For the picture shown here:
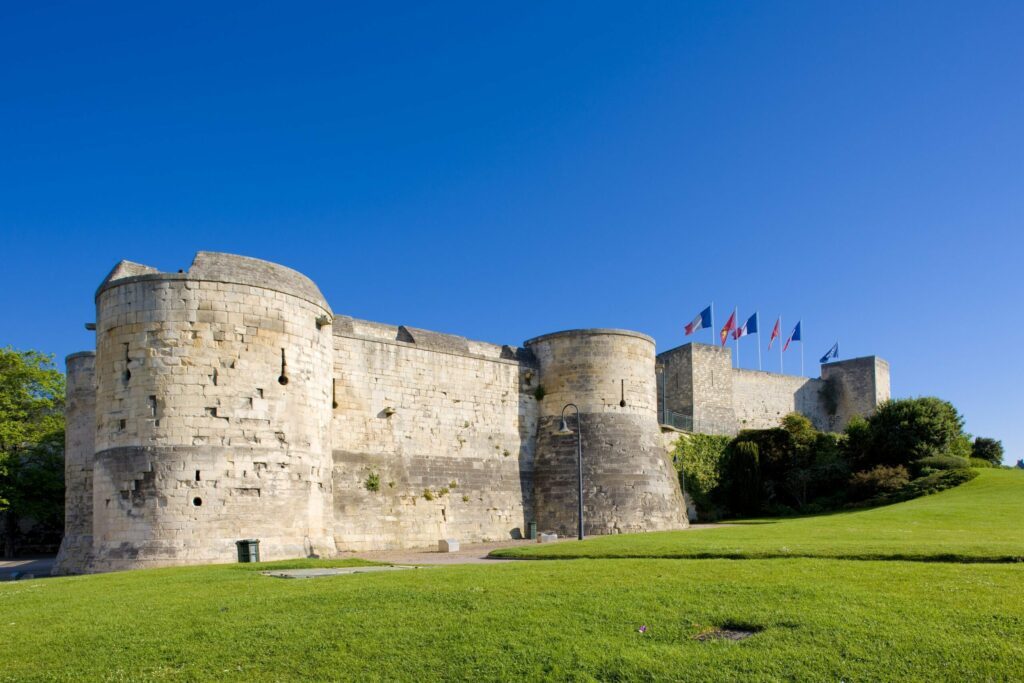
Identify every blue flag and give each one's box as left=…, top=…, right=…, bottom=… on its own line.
left=820, top=342, right=839, bottom=364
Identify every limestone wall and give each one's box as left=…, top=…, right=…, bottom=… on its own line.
left=89, top=254, right=336, bottom=570
left=53, top=352, right=96, bottom=574
left=527, top=329, right=687, bottom=536
left=821, top=356, right=890, bottom=430
left=658, top=343, right=737, bottom=435
left=330, top=317, right=537, bottom=550
left=731, top=369, right=828, bottom=431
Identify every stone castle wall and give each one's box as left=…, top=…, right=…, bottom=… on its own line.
left=89, top=253, right=336, bottom=570
left=53, top=352, right=96, bottom=574
left=527, top=330, right=687, bottom=536
left=329, top=317, right=538, bottom=550
left=58, top=252, right=889, bottom=573
left=658, top=343, right=889, bottom=435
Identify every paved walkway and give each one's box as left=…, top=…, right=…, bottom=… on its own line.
left=346, top=524, right=725, bottom=566
left=348, top=538, right=555, bottom=565
left=0, top=557, right=55, bottom=580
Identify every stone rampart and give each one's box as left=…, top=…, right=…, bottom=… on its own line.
left=527, top=330, right=688, bottom=536
left=330, top=317, right=538, bottom=550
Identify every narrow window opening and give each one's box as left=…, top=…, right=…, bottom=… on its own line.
left=195, top=470, right=201, bottom=482
left=122, top=343, right=131, bottom=382
left=148, top=395, right=157, bottom=416
left=256, top=388, right=264, bottom=399
left=118, top=419, right=126, bottom=432
left=332, top=379, right=338, bottom=409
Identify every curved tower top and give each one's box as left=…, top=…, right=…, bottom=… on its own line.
left=96, top=251, right=331, bottom=313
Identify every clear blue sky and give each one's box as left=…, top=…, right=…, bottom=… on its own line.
left=1, top=2, right=1021, bottom=463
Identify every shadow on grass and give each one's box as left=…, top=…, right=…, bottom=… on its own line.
left=490, top=551, right=1024, bottom=564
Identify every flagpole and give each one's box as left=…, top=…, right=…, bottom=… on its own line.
left=800, top=322, right=805, bottom=376
left=756, top=311, right=762, bottom=371
left=710, top=302, right=715, bottom=348
left=780, top=316, right=784, bottom=374
left=734, top=307, right=739, bottom=368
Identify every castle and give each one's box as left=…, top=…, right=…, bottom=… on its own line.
left=54, top=252, right=889, bottom=573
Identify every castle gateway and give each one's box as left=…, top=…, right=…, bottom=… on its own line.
left=55, top=253, right=888, bottom=573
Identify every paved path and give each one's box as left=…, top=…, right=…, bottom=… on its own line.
left=0, top=557, right=55, bottom=580
left=347, top=524, right=726, bottom=566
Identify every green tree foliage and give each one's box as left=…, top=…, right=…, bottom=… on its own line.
left=972, top=437, right=1005, bottom=466
left=671, top=433, right=730, bottom=515
left=0, top=348, right=66, bottom=557
left=725, top=440, right=761, bottom=515
left=847, top=397, right=966, bottom=469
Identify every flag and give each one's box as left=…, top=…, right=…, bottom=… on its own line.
left=767, top=317, right=781, bottom=350
left=684, top=305, right=712, bottom=336
left=783, top=321, right=801, bottom=352
left=720, top=309, right=736, bottom=346
left=733, top=312, right=758, bottom=340
left=820, top=342, right=839, bottom=364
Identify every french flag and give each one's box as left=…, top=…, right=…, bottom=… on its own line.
left=684, top=305, right=712, bottom=336
left=733, top=312, right=758, bottom=340
left=783, top=321, right=802, bottom=352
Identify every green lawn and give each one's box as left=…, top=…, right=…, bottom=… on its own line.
left=492, top=469, right=1024, bottom=562
left=1, top=558, right=1023, bottom=681
left=1, top=469, right=1022, bottom=681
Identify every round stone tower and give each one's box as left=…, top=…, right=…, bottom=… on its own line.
left=53, top=352, right=96, bottom=574
left=525, top=329, right=687, bottom=536
left=90, top=252, right=336, bottom=570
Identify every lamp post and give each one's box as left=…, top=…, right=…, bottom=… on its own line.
left=555, top=403, right=584, bottom=541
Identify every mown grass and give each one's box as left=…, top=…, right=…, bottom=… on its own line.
left=2, top=557, right=1023, bottom=681
left=492, top=469, right=1024, bottom=562
left=2, top=470, right=1023, bottom=680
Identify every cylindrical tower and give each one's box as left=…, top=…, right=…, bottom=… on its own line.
left=90, top=252, right=336, bottom=570
left=525, top=329, right=687, bottom=536
left=53, top=352, right=96, bottom=574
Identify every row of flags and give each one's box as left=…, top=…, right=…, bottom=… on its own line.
left=684, top=304, right=840, bottom=373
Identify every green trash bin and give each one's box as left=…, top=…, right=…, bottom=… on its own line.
left=236, top=539, right=260, bottom=563
left=528, top=522, right=537, bottom=541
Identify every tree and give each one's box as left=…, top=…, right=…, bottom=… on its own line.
left=850, top=397, right=965, bottom=469
left=725, top=441, right=761, bottom=516
left=0, top=348, right=65, bottom=558
left=972, top=437, right=1005, bottom=466
left=671, top=433, right=731, bottom=516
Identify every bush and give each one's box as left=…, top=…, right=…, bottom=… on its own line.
left=672, top=434, right=730, bottom=516
left=849, top=465, right=910, bottom=500
left=848, top=397, right=966, bottom=469
left=969, top=458, right=995, bottom=468
left=972, top=437, right=1005, bottom=466
left=866, top=468, right=977, bottom=506
left=912, top=455, right=969, bottom=475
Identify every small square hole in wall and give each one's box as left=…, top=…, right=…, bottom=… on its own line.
left=118, top=419, right=126, bottom=431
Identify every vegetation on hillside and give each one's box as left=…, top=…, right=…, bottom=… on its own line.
left=671, top=397, right=1000, bottom=519
left=0, top=348, right=66, bottom=557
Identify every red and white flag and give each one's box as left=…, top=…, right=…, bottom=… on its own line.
left=767, top=317, right=781, bottom=350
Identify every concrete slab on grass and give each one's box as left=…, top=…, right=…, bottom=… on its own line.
left=262, top=566, right=416, bottom=579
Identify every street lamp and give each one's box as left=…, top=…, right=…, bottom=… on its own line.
left=555, top=403, right=584, bottom=541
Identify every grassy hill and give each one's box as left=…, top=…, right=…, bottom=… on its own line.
left=492, top=469, right=1024, bottom=562
left=0, top=470, right=1022, bottom=681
